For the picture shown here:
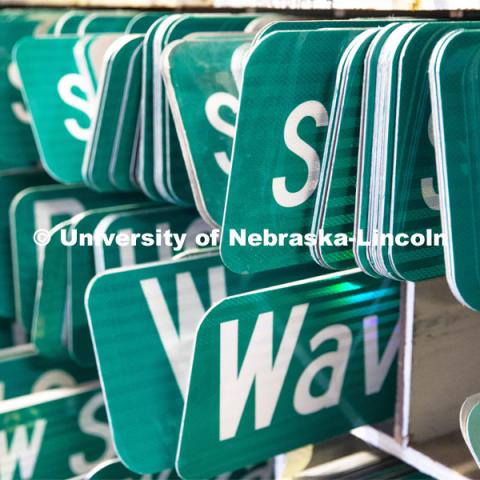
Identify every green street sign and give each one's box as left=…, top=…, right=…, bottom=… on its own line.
left=14, top=36, right=94, bottom=183
left=0, top=169, right=52, bottom=321
left=152, top=14, right=257, bottom=206
left=0, top=383, right=113, bottom=479
left=221, top=28, right=366, bottom=273
left=10, top=183, right=144, bottom=333
left=177, top=270, right=401, bottom=478
left=0, top=13, right=56, bottom=170
left=0, top=344, right=96, bottom=400
left=163, top=34, right=252, bottom=226
left=429, top=29, right=480, bottom=310
left=86, top=252, right=318, bottom=473
left=93, top=206, right=209, bottom=272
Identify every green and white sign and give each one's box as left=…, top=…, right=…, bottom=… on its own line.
left=429, top=29, right=480, bottom=310
left=86, top=252, right=318, bottom=473
left=10, top=183, right=144, bottom=332
left=177, top=270, right=400, bottom=478
left=221, top=28, right=366, bottom=273
left=163, top=34, right=252, bottom=226
left=152, top=14, right=256, bottom=206
left=0, top=383, right=113, bottom=480
left=15, top=36, right=95, bottom=183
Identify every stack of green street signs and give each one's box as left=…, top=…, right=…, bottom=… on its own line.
left=2, top=7, right=480, bottom=479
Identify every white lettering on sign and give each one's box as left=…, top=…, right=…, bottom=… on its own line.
left=69, top=392, right=113, bottom=474
left=421, top=115, right=440, bottom=211
left=34, top=198, right=84, bottom=268
left=219, top=304, right=307, bottom=441
left=272, top=100, right=328, bottom=208
left=0, top=419, right=46, bottom=480
left=7, top=62, right=31, bottom=124
left=141, top=266, right=227, bottom=398
left=57, top=73, right=94, bottom=142
left=293, top=324, right=351, bottom=415
left=205, top=92, right=239, bottom=175
left=219, top=307, right=400, bottom=441
left=363, top=315, right=400, bottom=395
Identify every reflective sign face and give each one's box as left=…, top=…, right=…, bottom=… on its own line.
left=15, top=37, right=94, bottom=183
left=221, top=28, right=366, bottom=274
left=86, top=252, right=317, bottom=473
left=429, top=29, right=480, bottom=311
left=177, top=270, right=401, bottom=478
left=154, top=14, right=257, bottom=206
left=163, top=34, right=251, bottom=227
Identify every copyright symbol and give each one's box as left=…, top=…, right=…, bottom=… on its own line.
left=33, top=229, right=51, bottom=246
